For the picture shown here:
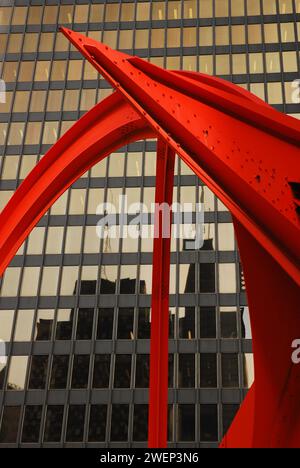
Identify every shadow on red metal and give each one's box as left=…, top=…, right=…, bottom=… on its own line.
left=0, top=28, right=300, bottom=448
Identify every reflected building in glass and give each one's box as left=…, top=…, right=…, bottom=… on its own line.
left=0, top=0, right=299, bottom=448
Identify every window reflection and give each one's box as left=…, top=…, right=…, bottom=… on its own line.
left=66, top=405, right=85, bottom=442
left=93, top=355, right=110, bottom=388
left=71, top=355, right=90, bottom=389
left=114, top=355, right=131, bottom=388
left=7, top=356, right=28, bottom=390
left=135, top=354, right=149, bottom=388
left=222, top=354, right=239, bottom=388
left=88, top=405, right=107, bottom=442
left=44, top=406, right=64, bottom=443
left=220, top=307, right=237, bottom=338
left=76, top=309, right=94, bottom=340
left=28, top=355, right=48, bottom=390
left=200, top=354, right=217, bottom=388
left=97, top=308, right=114, bottom=340
left=0, top=406, right=21, bottom=443
left=0, top=310, right=14, bottom=342
left=133, top=405, right=148, bottom=441
left=178, top=354, right=195, bottom=388
left=200, top=405, right=218, bottom=441
left=22, top=406, right=42, bottom=443
left=177, top=405, right=195, bottom=441
left=50, top=355, right=69, bottom=389
left=200, top=307, right=216, bottom=338
left=117, top=308, right=134, bottom=340
left=110, top=405, right=129, bottom=441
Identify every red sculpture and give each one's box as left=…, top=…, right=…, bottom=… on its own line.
left=0, top=28, right=300, bottom=448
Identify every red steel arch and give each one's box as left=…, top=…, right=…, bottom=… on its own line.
left=1, top=29, right=300, bottom=448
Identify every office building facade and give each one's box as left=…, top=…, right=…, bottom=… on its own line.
left=0, top=0, right=299, bottom=448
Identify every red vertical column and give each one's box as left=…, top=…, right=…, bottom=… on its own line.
left=148, top=139, right=175, bottom=448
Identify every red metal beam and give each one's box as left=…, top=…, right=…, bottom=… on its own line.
left=149, top=140, right=175, bottom=448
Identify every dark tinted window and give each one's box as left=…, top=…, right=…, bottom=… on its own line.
left=66, top=405, right=85, bottom=442
left=50, top=355, right=69, bottom=389
left=110, top=405, right=129, bottom=442
left=93, top=355, right=110, bottom=388
left=22, top=406, right=42, bottom=443
left=44, top=406, right=64, bottom=443
left=88, top=405, right=107, bottom=442
left=28, top=355, right=48, bottom=389
left=71, top=355, right=90, bottom=389
left=0, top=406, right=20, bottom=443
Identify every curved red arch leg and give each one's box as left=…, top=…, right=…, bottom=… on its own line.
left=0, top=91, right=154, bottom=277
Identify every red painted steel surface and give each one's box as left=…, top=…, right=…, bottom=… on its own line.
left=149, top=140, right=175, bottom=448
left=0, top=28, right=300, bottom=447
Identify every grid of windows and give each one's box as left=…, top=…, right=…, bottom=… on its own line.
left=0, top=0, right=299, bottom=448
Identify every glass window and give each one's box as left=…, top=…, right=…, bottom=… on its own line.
left=265, top=52, right=281, bottom=73
left=117, top=308, right=134, bottom=340
left=179, top=307, right=195, bottom=339
left=88, top=405, right=107, bottom=442
left=200, top=0, right=213, bottom=17
left=26, top=227, right=45, bottom=255
left=51, top=61, right=67, bottom=81
left=114, top=354, right=131, bottom=388
left=222, top=354, right=239, bottom=387
left=264, top=23, right=279, bottom=43
left=283, top=51, right=298, bottom=72
left=93, top=355, right=110, bottom=388
left=23, top=33, right=39, bottom=53
left=58, top=5, right=74, bottom=24
left=232, top=54, right=247, bottom=74
left=281, top=23, right=295, bottom=42
left=244, top=353, right=255, bottom=388
left=43, top=6, right=58, bottom=25
left=11, top=7, right=27, bottom=25
left=110, top=405, right=129, bottom=441
left=249, top=53, right=264, bottom=74
left=223, top=404, right=239, bottom=436
left=133, top=405, right=148, bottom=441
left=183, top=27, right=196, bottom=47
left=7, top=34, right=23, bottom=54
left=216, top=26, right=229, bottom=45
left=135, top=30, right=149, bottom=49
left=42, top=122, right=59, bottom=145
left=177, top=405, right=195, bottom=441
left=179, top=354, right=195, bottom=388
left=201, top=354, right=217, bottom=388
left=20, top=267, right=40, bottom=297
left=231, top=0, right=245, bottom=16
left=119, top=30, right=133, bottom=50
left=50, top=190, right=68, bottom=215
left=28, top=355, right=49, bottom=389
left=218, top=223, right=235, bottom=251
left=90, top=5, right=105, bottom=23
left=280, top=0, right=294, bottom=13
left=44, top=406, right=64, bottom=443
left=25, top=122, right=42, bottom=145
left=19, top=155, right=38, bottom=179
left=267, top=82, right=283, bottom=104
left=135, top=354, right=149, bottom=388
left=71, top=355, right=90, bottom=389
left=66, top=405, right=85, bottom=442
left=121, top=3, right=135, bottom=21
left=0, top=310, right=14, bottom=342
left=152, top=2, right=166, bottom=20
left=69, top=188, right=86, bottom=214
left=45, top=227, right=64, bottom=254
left=151, top=28, right=165, bottom=48
left=220, top=307, right=237, bottom=338
left=35, top=310, right=54, bottom=341
left=200, top=405, right=218, bottom=441
left=14, top=310, right=35, bottom=342
left=30, top=90, right=47, bottom=112
left=76, top=309, right=94, bottom=340
left=137, top=2, right=150, bottom=21
left=232, top=25, right=246, bottom=45
left=1, top=156, right=18, bottom=180
left=2, top=62, right=18, bottom=82
left=167, top=28, right=180, bottom=48
left=216, top=55, right=230, bottom=75
left=219, top=263, right=236, bottom=293
left=7, top=122, right=25, bottom=145
left=22, top=406, right=42, bottom=443
left=65, top=226, right=83, bottom=254
left=97, top=308, right=114, bottom=340
left=168, top=1, right=181, bottom=20
left=247, top=0, right=261, bottom=15
left=184, top=0, right=197, bottom=18
left=50, top=356, right=69, bottom=389
left=263, top=0, right=277, bottom=14
left=247, top=24, right=262, bottom=44
left=63, top=89, right=80, bottom=111
left=199, top=26, right=213, bottom=46
left=7, top=356, right=28, bottom=390
left=200, top=307, right=216, bottom=338
left=215, top=0, right=229, bottom=17
left=199, top=55, right=213, bottom=75
left=55, top=309, right=73, bottom=341
left=0, top=406, right=21, bottom=443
